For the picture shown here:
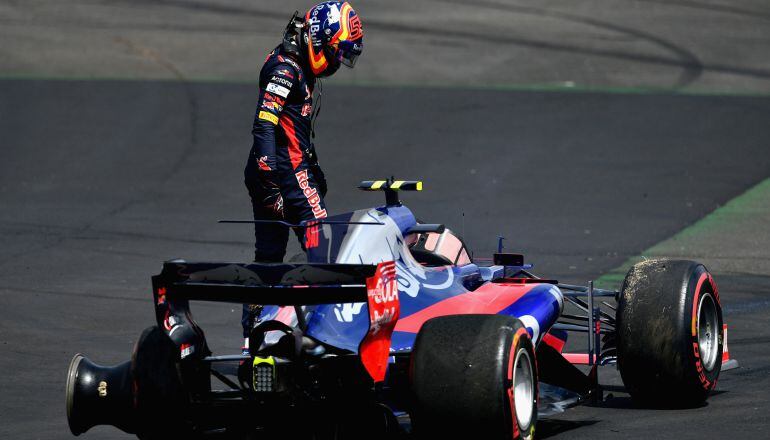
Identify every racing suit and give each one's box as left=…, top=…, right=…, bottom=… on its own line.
left=242, top=47, right=328, bottom=338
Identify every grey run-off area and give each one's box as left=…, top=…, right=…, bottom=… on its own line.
left=3, top=0, right=770, bottom=92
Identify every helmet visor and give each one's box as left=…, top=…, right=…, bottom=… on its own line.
left=336, top=40, right=362, bottom=68
left=338, top=50, right=359, bottom=68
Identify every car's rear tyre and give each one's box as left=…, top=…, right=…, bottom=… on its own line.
left=617, top=259, right=723, bottom=407
left=410, top=314, right=537, bottom=440
left=131, top=326, right=194, bottom=439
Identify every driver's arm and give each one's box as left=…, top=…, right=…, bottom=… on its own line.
left=251, top=64, right=296, bottom=171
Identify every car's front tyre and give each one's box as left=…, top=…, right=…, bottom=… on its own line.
left=617, top=259, right=723, bottom=407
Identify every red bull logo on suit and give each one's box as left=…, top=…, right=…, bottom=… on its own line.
left=295, top=169, right=327, bottom=219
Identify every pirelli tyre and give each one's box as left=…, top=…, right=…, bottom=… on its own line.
left=410, top=314, right=537, bottom=440
left=617, top=259, right=723, bottom=407
left=132, top=326, right=194, bottom=439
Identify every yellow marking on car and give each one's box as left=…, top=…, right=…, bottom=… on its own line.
left=252, top=356, right=276, bottom=392
left=358, top=180, right=423, bottom=191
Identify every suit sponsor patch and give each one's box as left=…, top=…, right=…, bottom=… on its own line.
left=276, top=69, right=294, bottom=79
left=257, top=155, right=272, bottom=171
left=266, top=82, right=290, bottom=98
left=258, top=110, right=279, bottom=125
left=263, top=92, right=285, bottom=105
left=261, top=100, right=283, bottom=112
left=270, top=76, right=293, bottom=88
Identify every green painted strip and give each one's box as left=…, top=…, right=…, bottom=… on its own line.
left=1, top=72, right=770, bottom=98
left=594, top=178, right=770, bottom=289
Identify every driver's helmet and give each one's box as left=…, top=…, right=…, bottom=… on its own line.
left=305, top=1, right=363, bottom=77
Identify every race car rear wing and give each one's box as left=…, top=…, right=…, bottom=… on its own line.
left=152, top=261, right=377, bottom=305
left=151, top=260, right=399, bottom=382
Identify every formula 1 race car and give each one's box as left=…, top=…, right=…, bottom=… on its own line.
left=66, top=180, right=737, bottom=439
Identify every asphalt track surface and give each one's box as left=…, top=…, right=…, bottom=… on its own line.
left=2, top=78, right=770, bottom=438
left=4, top=0, right=770, bottom=92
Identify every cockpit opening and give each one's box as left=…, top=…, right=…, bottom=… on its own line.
left=407, top=228, right=471, bottom=267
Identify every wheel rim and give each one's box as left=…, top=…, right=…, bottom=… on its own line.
left=697, top=292, right=719, bottom=371
left=513, top=348, right=534, bottom=429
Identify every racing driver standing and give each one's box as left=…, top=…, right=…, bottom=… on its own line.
left=241, top=2, right=364, bottom=351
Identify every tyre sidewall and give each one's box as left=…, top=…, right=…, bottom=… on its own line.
left=682, top=265, right=723, bottom=398
left=506, top=327, right=538, bottom=440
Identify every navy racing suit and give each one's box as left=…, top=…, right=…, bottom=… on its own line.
left=242, top=47, right=328, bottom=338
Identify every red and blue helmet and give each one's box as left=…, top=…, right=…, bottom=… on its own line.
left=305, top=1, right=363, bottom=77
